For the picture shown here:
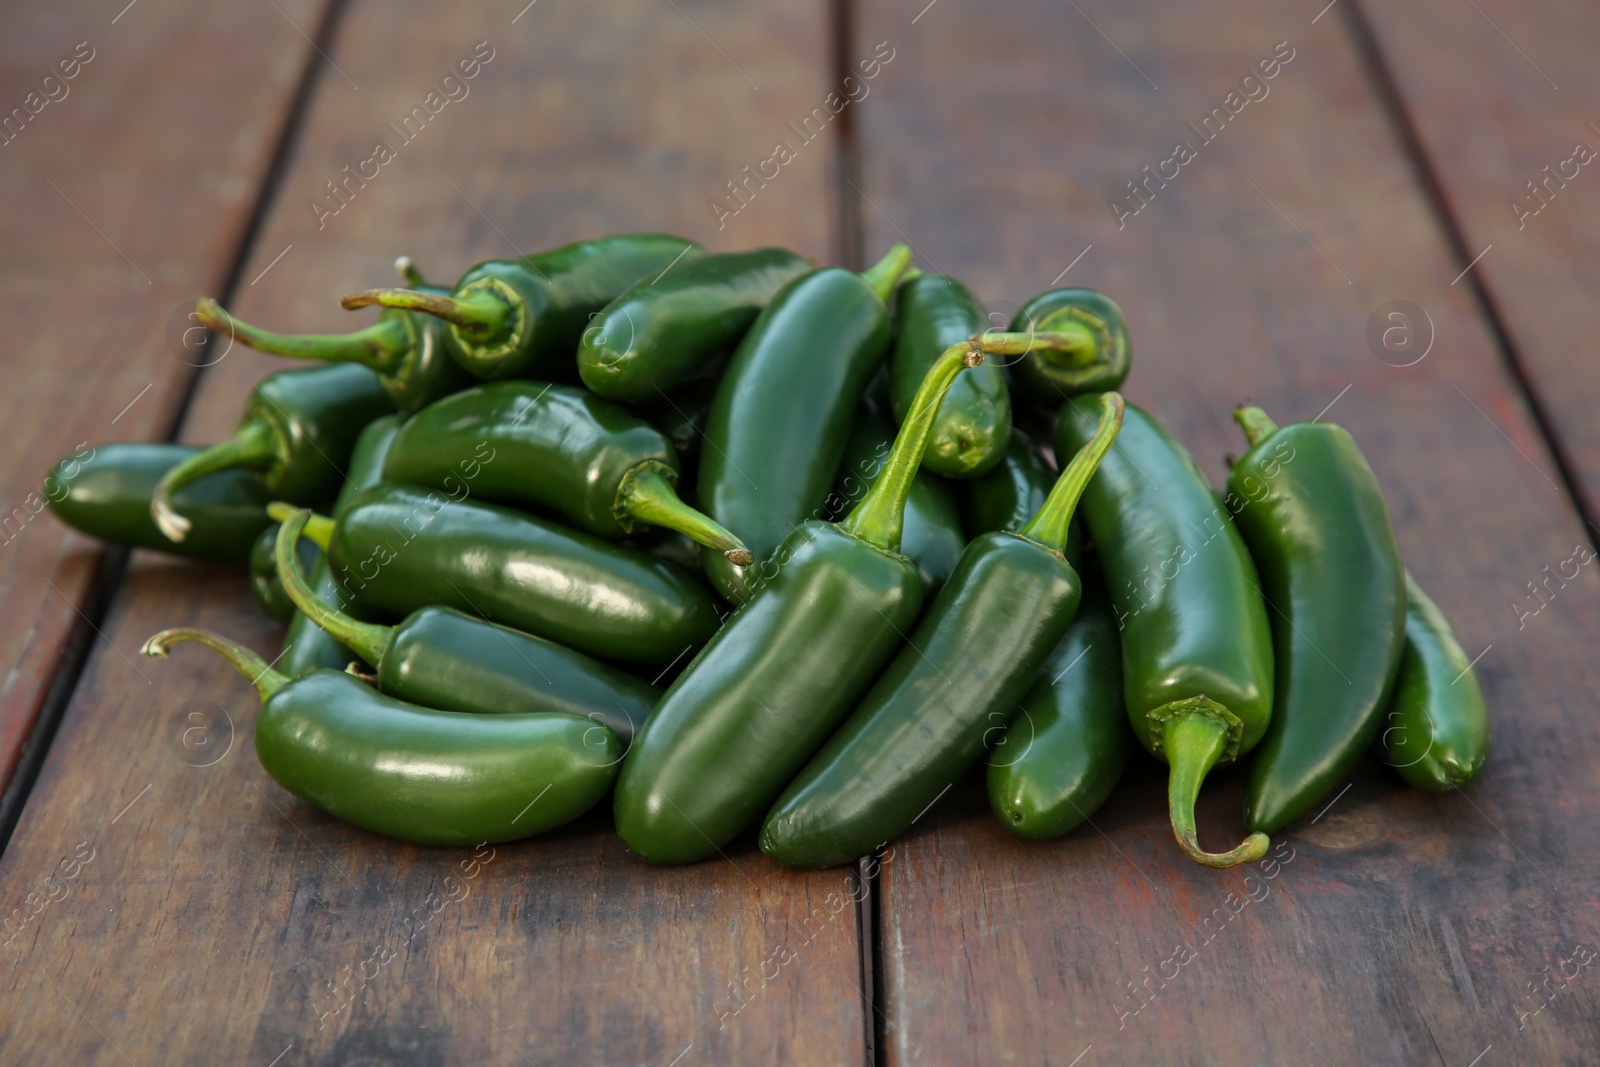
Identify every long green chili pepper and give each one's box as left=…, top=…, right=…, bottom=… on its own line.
left=890, top=274, right=1012, bottom=478
left=194, top=259, right=473, bottom=416
left=1008, top=289, right=1131, bottom=402
left=341, top=234, right=703, bottom=380
left=275, top=509, right=655, bottom=747
left=988, top=566, right=1132, bottom=839
left=577, top=247, right=811, bottom=402
left=1377, top=572, right=1491, bottom=790
left=321, top=483, right=719, bottom=666
left=1228, top=406, right=1406, bottom=831
left=380, top=381, right=751, bottom=563
left=150, top=364, right=393, bottom=543
left=1056, top=395, right=1273, bottom=868
left=45, top=443, right=272, bottom=563
left=141, top=629, right=620, bottom=845
left=760, top=394, right=1122, bottom=869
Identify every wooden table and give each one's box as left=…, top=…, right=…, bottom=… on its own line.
left=2, top=1, right=1597, bottom=1063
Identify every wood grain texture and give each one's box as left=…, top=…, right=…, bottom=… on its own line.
left=0, top=0, right=332, bottom=793
left=858, top=1, right=1600, bottom=1064
left=0, top=1, right=870, bottom=1064
left=1353, top=0, right=1600, bottom=525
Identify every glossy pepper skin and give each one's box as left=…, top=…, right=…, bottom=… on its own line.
left=1228, top=407, right=1406, bottom=832
left=248, top=524, right=319, bottom=623
left=381, top=382, right=750, bottom=563
left=577, top=247, right=811, bottom=402
left=151, top=363, right=394, bottom=544
left=616, top=336, right=1003, bottom=865
left=194, top=259, right=473, bottom=416
left=890, top=275, right=1012, bottom=478
left=1378, top=572, right=1491, bottom=790
left=988, top=568, right=1132, bottom=839
left=696, top=245, right=913, bottom=603
left=326, top=483, right=718, bottom=666
left=142, top=629, right=620, bottom=845
left=1056, top=395, right=1273, bottom=868
left=342, top=234, right=703, bottom=380
left=1008, top=289, right=1130, bottom=403
left=760, top=395, right=1122, bottom=869
left=45, top=443, right=271, bottom=563
left=279, top=414, right=401, bottom=677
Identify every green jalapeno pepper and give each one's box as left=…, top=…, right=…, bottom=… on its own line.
left=1377, top=572, right=1491, bottom=790
left=45, top=443, right=272, bottom=563
left=274, top=509, right=656, bottom=746
left=1227, top=407, right=1406, bottom=832
left=1056, top=395, right=1273, bottom=868
left=380, top=381, right=751, bottom=564
left=323, top=483, right=718, bottom=666
left=639, top=376, right=718, bottom=496
left=150, top=364, right=394, bottom=544
left=987, top=565, right=1132, bottom=839
left=957, top=428, right=1084, bottom=564
left=760, top=394, right=1122, bottom=869
left=193, top=259, right=474, bottom=416
left=890, top=274, right=1012, bottom=478
left=577, top=247, right=811, bottom=402
left=694, top=245, right=913, bottom=603
left=342, top=234, right=703, bottom=380
left=141, top=628, right=620, bottom=845
left=1008, top=289, right=1131, bottom=403
left=248, top=523, right=320, bottom=623
left=279, top=414, right=402, bottom=677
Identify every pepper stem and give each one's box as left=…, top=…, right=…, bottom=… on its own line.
left=1018, top=392, right=1124, bottom=552
left=859, top=244, right=914, bottom=303
left=194, top=298, right=410, bottom=375
left=340, top=287, right=508, bottom=337
left=140, top=628, right=289, bottom=702
left=615, top=462, right=754, bottom=565
left=841, top=339, right=983, bottom=551
left=267, top=502, right=334, bottom=550
left=275, top=509, right=391, bottom=666
left=1234, top=406, right=1280, bottom=448
left=395, top=256, right=426, bottom=286
left=152, top=420, right=278, bottom=542
left=1158, top=704, right=1270, bottom=868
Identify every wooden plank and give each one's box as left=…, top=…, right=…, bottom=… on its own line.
left=0, top=0, right=334, bottom=796
left=1350, top=1, right=1600, bottom=522
left=858, top=1, right=1600, bottom=1064
left=0, top=1, right=869, bottom=1064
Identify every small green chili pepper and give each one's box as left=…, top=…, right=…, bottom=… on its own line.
left=150, top=364, right=394, bottom=544
left=193, top=258, right=474, bottom=416
left=1377, top=572, right=1491, bottom=791
left=760, top=394, right=1122, bottom=869
left=1228, top=406, right=1406, bottom=832
left=274, top=510, right=655, bottom=746
left=341, top=234, right=703, bottom=380
left=380, top=381, right=751, bottom=564
left=45, top=443, right=272, bottom=563
left=987, top=566, right=1132, bottom=839
left=890, top=274, right=1012, bottom=478
left=248, top=524, right=320, bottom=623
left=141, top=628, right=620, bottom=845
left=323, top=483, right=719, bottom=665
left=694, top=244, right=913, bottom=603
left=1008, top=289, right=1131, bottom=402
left=279, top=414, right=402, bottom=677
left=1056, top=395, right=1273, bottom=868
left=577, top=247, right=811, bottom=402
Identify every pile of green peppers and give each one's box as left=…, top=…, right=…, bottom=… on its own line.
left=46, top=233, right=1488, bottom=866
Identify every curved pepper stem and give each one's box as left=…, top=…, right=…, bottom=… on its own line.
left=1159, top=704, right=1270, bottom=868
left=274, top=509, right=391, bottom=666
left=859, top=244, right=914, bottom=303
left=614, top=461, right=754, bottom=565
left=341, top=286, right=509, bottom=338
left=141, top=628, right=289, bottom=702
left=151, top=420, right=278, bottom=543
left=194, top=298, right=411, bottom=376
left=1018, top=392, right=1124, bottom=552
left=267, top=502, right=334, bottom=550
left=1234, top=406, right=1280, bottom=448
